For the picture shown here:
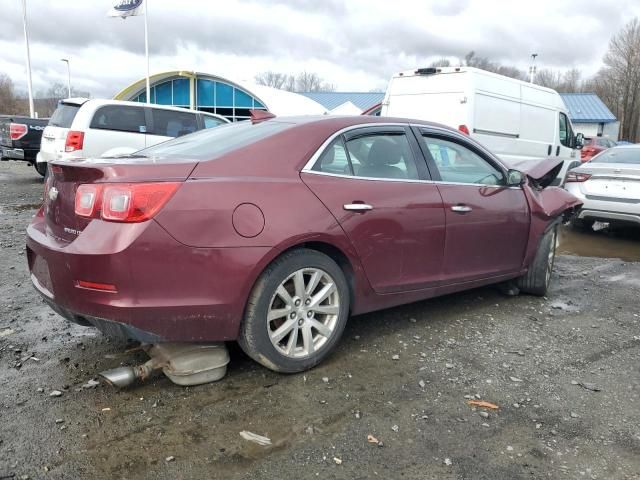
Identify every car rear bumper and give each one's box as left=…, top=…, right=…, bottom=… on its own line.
left=578, top=209, right=640, bottom=225
left=1, top=146, right=25, bottom=160
left=26, top=213, right=272, bottom=342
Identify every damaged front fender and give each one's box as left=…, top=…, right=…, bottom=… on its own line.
left=522, top=185, right=582, bottom=269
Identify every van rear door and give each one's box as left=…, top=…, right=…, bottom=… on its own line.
left=39, top=101, right=82, bottom=163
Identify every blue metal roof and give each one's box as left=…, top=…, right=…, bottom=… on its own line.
left=560, top=93, right=617, bottom=123
left=299, top=92, right=384, bottom=111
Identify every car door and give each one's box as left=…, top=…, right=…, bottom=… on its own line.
left=85, top=105, right=147, bottom=156
left=301, top=126, right=446, bottom=294
left=415, top=128, right=529, bottom=284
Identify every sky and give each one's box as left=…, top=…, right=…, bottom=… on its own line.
left=1, top=0, right=638, bottom=98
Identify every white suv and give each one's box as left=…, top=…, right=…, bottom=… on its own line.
left=37, top=99, right=228, bottom=173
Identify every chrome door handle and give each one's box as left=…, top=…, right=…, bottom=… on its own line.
left=451, top=205, right=472, bottom=213
left=343, top=203, right=373, bottom=212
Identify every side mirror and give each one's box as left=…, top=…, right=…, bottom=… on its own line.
left=575, top=132, right=584, bottom=150
left=506, top=169, right=525, bottom=186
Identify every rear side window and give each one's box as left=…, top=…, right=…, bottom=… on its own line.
left=138, top=121, right=293, bottom=161
left=203, top=115, right=226, bottom=129
left=49, top=103, right=80, bottom=128
left=151, top=109, right=198, bottom=137
left=90, top=106, right=146, bottom=133
left=591, top=148, right=640, bottom=164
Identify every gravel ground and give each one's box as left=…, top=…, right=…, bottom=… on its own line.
left=0, top=160, right=639, bottom=480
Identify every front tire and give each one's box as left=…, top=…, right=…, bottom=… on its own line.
left=238, top=249, right=350, bottom=373
left=518, top=226, right=557, bottom=296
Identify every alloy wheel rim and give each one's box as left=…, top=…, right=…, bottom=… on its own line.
left=267, top=268, right=340, bottom=359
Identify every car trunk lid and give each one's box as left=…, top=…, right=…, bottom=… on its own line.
left=45, top=158, right=197, bottom=244
left=575, top=163, right=640, bottom=200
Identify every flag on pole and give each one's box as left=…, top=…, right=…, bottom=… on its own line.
left=107, top=0, right=151, bottom=103
left=107, top=0, right=144, bottom=18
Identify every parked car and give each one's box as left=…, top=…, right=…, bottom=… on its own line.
left=580, top=137, right=616, bottom=162
left=26, top=116, right=581, bottom=372
left=566, top=144, right=640, bottom=229
left=0, top=115, right=49, bottom=175
left=381, top=67, right=584, bottom=185
left=36, top=98, right=229, bottom=171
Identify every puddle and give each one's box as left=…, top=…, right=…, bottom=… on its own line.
left=558, top=225, right=640, bottom=262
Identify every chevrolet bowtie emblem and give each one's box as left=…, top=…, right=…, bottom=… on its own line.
left=48, top=186, right=59, bottom=201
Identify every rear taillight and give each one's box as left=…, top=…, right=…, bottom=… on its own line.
left=458, top=124, right=470, bottom=135
left=9, top=123, right=28, bottom=140
left=565, top=172, right=592, bottom=183
left=75, top=182, right=180, bottom=223
left=75, top=184, right=103, bottom=217
left=65, top=130, right=84, bottom=152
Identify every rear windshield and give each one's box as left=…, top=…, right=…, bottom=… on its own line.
left=137, top=120, right=293, bottom=161
left=48, top=103, right=80, bottom=128
left=591, top=148, right=640, bottom=164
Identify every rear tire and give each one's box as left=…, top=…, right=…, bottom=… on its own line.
left=34, top=162, right=47, bottom=177
left=238, top=249, right=350, bottom=373
left=518, top=226, right=557, bottom=296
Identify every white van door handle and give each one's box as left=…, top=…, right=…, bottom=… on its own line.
left=344, top=203, right=373, bottom=212
left=451, top=205, right=472, bottom=213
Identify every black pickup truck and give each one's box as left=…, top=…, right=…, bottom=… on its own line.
left=0, top=115, right=49, bottom=176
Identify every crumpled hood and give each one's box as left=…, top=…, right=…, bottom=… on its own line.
left=506, top=157, right=564, bottom=188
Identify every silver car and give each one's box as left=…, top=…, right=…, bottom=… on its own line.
left=566, top=145, right=640, bottom=228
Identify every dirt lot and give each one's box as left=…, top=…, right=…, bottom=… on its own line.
left=0, top=160, right=639, bottom=480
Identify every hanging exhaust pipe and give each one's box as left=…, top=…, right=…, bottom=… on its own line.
left=98, top=343, right=230, bottom=388
left=99, top=358, right=160, bottom=388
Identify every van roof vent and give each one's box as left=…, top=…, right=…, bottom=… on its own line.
left=415, top=68, right=438, bottom=75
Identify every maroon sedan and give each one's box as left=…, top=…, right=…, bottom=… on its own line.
left=27, top=116, right=581, bottom=372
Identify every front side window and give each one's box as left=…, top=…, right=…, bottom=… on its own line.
left=420, top=136, right=504, bottom=185
left=151, top=109, right=197, bottom=137
left=90, top=106, right=146, bottom=133
left=559, top=113, right=570, bottom=147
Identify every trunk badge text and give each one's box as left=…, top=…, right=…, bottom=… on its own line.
left=64, top=227, right=82, bottom=236
left=48, top=187, right=59, bottom=202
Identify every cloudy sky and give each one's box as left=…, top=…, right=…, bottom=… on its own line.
left=1, top=0, right=639, bottom=98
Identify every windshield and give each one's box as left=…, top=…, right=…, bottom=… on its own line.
left=48, top=103, right=80, bottom=128
left=138, top=120, right=294, bottom=161
left=590, top=148, right=640, bottom=165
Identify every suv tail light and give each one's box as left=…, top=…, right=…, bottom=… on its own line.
left=9, top=123, right=28, bottom=140
left=565, top=172, right=592, bottom=183
left=65, top=130, right=84, bottom=152
left=458, top=124, right=470, bottom=135
left=75, top=182, right=180, bottom=222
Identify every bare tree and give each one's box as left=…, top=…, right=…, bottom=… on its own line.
left=0, top=74, right=28, bottom=115
left=462, top=51, right=524, bottom=80
left=429, top=58, right=451, bottom=68
left=599, top=17, right=640, bottom=141
left=254, top=71, right=290, bottom=90
left=34, top=82, right=90, bottom=117
left=254, top=70, right=335, bottom=92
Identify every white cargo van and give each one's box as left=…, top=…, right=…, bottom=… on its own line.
left=36, top=99, right=229, bottom=174
left=381, top=67, right=584, bottom=185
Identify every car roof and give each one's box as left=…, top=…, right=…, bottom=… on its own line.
left=267, top=114, right=458, bottom=132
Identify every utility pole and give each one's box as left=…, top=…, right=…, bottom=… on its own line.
left=61, top=58, right=71, bottom=98
left=21, top=0, right=34, bottom=117
left=529, top=53, right=538, bottom=84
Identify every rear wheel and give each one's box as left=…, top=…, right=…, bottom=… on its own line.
left=518, top=226, right=557, bottom=296
left=238, top=249, right=350, bottom=373
left=34, top=161, right=47, bottom=177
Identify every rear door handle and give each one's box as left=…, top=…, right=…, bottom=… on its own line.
left=451, top=205, right=472, bottom=213
left=547, top=145, right=552, bottom=156
left=343, top=203, right=373, bottom=212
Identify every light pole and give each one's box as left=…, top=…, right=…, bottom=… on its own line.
left=529, top=53, right=538, bottom=84
left=21, top=0, right=34, bottom=117
left=60, top=58, right=71, bottom=97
